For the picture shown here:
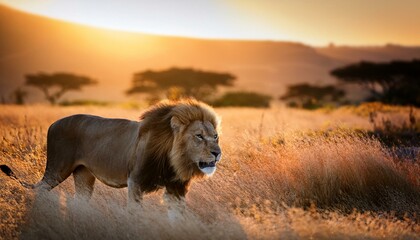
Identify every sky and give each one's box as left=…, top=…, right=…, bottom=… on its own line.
left=1, top=0, right=420, bottom=46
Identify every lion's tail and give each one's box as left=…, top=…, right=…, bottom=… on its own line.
left=1, top=165, right=34, bottom=188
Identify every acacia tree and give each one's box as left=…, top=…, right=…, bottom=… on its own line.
left=126, top=67, right=236, bottom=101
left=25, top=73, right=97, bottom=105
left=331, top=60, right=420, bottom=106
left=280, top=83, right=345, bottom=109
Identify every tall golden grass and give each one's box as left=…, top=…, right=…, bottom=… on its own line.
left=1, top=104, right=419, bottom=239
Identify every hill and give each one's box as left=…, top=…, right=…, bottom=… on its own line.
left=1, top=5, right=420, bottom=103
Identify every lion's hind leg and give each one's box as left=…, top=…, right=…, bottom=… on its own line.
left=73, top=165, right=96, bottom=200
left=37, top=129, right=78, bottom=191
left=35, top=167, right=73, bottom=191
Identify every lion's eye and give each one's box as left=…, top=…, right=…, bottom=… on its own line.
left=196, top=134, right=204, bottom=140
left=214, top=134, right=218, bottom=139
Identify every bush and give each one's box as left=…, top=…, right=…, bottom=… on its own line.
left=280, top=83, right=346, bottom=110
left=367, top=107, right=419, bottom=147
left=59, top=99, right=109, bottom=106
left=212, top=91, right=272, bottom=108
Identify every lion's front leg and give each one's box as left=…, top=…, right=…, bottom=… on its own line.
left=163, top=191, right=186, bottom=223
left=127, top=178, right=143, bottom=206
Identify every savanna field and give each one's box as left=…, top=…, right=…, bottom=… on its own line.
left=0, top=103, right=419, bottom=239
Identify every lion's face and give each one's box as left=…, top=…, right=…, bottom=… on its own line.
left=185, top=120, right=221, bottom=175
left=174, top=120, right=221, bottom=176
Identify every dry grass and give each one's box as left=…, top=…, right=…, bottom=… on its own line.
left=1, top=104, right=419, bottom=239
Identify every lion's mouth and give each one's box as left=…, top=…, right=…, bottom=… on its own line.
left=198, top=161, right=216, bottom=169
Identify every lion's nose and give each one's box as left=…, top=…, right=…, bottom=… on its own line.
left=211, top=150, right=221, bottom=160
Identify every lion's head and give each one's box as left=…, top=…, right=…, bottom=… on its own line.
left=139, top=99, right=221, bottom=183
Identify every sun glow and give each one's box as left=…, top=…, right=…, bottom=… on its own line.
left=1, top=0, right=284, bottom=41
left=1, top=0, right=420, bottom=46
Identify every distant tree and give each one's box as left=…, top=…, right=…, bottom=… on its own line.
left=212, top=91, right=272, bottom=108
left=280, top=83, right=345, bottom=109
left=126, top=67, right=236, bottom=101
left=25, top=73, right=97, bottom=105
left=11, top=87, right=28, bottom=105
left=330, top=60, right=420, bottom=106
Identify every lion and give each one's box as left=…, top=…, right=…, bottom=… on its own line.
left=1, top=99, right=221, bottom=213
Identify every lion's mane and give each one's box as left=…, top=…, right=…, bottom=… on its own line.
left=137, top=99, right=220, bottom=197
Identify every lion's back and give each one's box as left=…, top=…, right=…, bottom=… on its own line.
left=49, top=114, right=137, bottom=143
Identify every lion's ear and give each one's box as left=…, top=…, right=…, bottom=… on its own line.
left=170, top=116, right=182, bottom=131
